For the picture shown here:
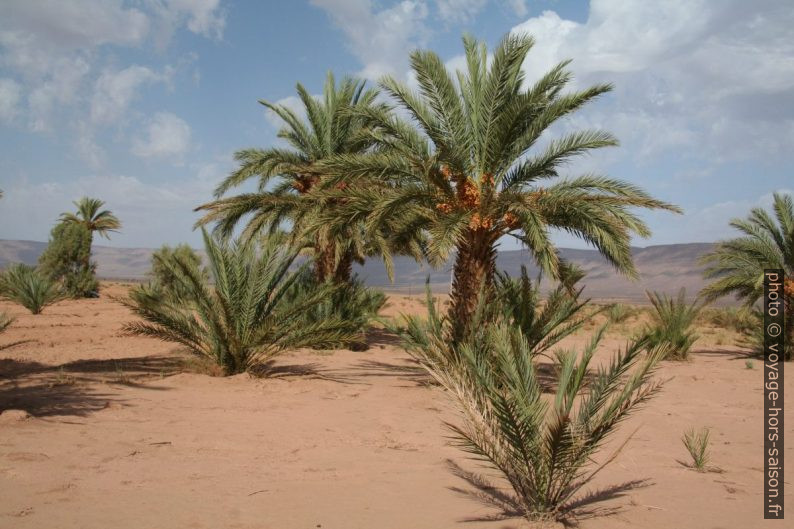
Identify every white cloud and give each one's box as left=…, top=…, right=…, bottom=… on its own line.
left=310, top=0, right=429, bottom=80
left=90, top=65, right=165, bottom=125
left=132, top=112, right=190, bottom=162
left=647, top=189, right=794, bottom=245
left=506, top=0, right=794, bottom=162
left=0, top=0, right=150, bottom=54
left=27, top=55, right=91, bottom=132
left=132, top=112, right=192, bottom=161
left=166, top=0, right=227, bottom=39
left=0, top=78, right=21, bottom=122
left=0, top=0, right=225, bottom=138
left=437, top=0, right=487, bottom=24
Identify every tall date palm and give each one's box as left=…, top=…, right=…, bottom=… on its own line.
left=195, top=72, right=415, bottom=283
left=60, top=197, right=122, bottom=241
left=317, top=34, right=680, bottom=336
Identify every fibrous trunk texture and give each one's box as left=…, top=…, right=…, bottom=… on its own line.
left=314, top=241, right=353, bottom=285
left=448, top=229, right=497, bottom=341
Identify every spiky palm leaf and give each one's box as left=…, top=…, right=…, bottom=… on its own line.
left=281, top=267, right=386, bottom=350
left=644, top=288, right=704, bottom=360
left=313, top=33, right=679, bottom=335
left=409, top=307, right=664, bottom=519
left=493, top=264, right=595, bottom=356
left=195, top=72, right=417, bottom=283
left=0, top=264, right=66, bottom=314
left=60, top=197, right=121, bottom=240
left=146, top=243, right=208, bottom=303
left=700, top=192, right=793, bottom=359
left=121, top=230, right=357, bottom=375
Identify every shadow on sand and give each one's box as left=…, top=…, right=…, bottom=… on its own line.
left=0, top=355, right=184, bottom=417
left=446, top=459, right=651, bottom=527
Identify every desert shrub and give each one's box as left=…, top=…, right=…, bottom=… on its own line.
left=0, top=264, right=65, bottom=314
left=742, top=321, right=792, bottom=361
left=121, top=230, right=357, bottom=375
left=401, top=266, right=596, bottom=360
left=38, top=221, right=98, bottom=298
left=682, top=427, right=711, bottom=471
left=492, top=265, right=595, bottom=356
left=607, top=303, right=633, bottom=324
left=403, top=290, right=664, bottom=520
left=644, top=289, right=704, bottom=360
left=698, top=306, right=758, bottom=335
left=281, top=268, right=385, bottom=350
left=146, top=243, right=207, bottom=301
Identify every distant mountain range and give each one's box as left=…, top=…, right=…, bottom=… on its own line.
left=0, top=239, right=717, bottom=302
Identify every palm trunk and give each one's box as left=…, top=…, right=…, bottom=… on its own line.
left=315, top=237, right=355, bottom=285
left=448, top=228, right=497, bottom=341
left=314, top=241, right=335, bottom=283
left=333, top=252, right=354, bottom=284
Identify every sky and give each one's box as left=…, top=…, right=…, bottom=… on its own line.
left=0, top=0, right=791, bottom=250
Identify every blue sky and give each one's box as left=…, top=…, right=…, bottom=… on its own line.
left=0, top=0, right=791, bottom=250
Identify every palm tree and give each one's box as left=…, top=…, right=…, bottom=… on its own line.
left=122, top=230, right=357, bottom=375
left=644, top=288, right=704, bottom=360
left=59, top=197, right=121, bottom=276
left=0, top=264, right=65, bottom=314
left=60, top=197, right=122, bottom=241
left=701, top=192, right=793, bottom=359
left=404, top=297, right=665, bottom=518
left=316, top=34, right=680, bottom=336
left=195, top=72, right=416, bottom=283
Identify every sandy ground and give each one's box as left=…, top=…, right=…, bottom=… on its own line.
left=0, top=283, right=792, bottom=529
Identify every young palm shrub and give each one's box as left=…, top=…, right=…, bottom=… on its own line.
left=146, top=243, right=208, bottom=302
left=492, top=264, right=595, bottom=357
left=698, top=306, right=758, bottom=335
left=281, top=268, right=385, bottom=350
left=644, top=289, right=704, bottom=360
left=0, top=264, right=65, bottom=314
left=407, top=295, right=664, bottom=519
left=682, top=427, right=711, bottom=471
left=121, top=230, right=357, bottom=375
left=608, top=303, right=633, bottom=324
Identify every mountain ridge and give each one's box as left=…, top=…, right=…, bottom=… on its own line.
left=0, top=239, right=717, bottom=302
